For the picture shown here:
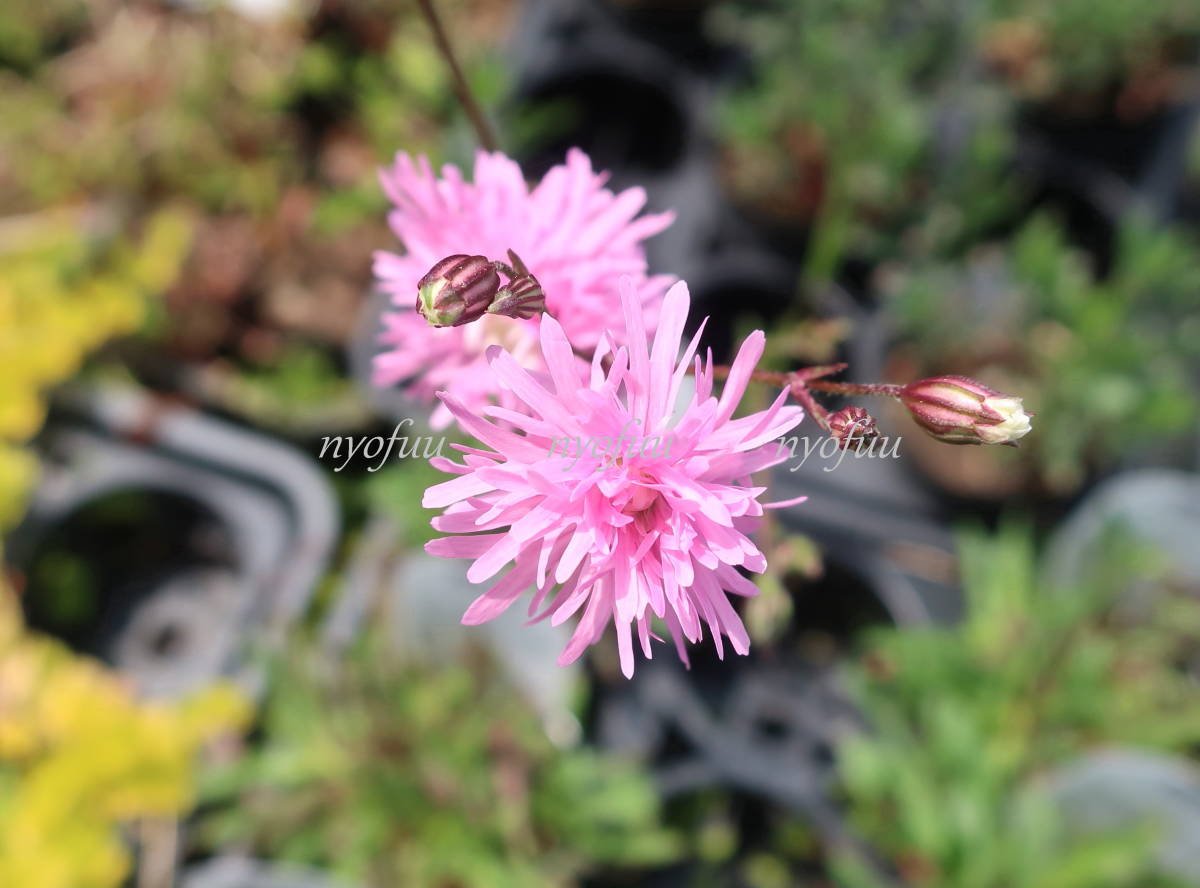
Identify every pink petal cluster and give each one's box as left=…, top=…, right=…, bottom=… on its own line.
left=373, top=149, right=674, bottom=428
left=423, top=280, right=806, bottom=677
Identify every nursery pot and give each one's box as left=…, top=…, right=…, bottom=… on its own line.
left=9, top=385, right=338, bottom=699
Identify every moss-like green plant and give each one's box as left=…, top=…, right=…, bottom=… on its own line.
left=833, top=522, right=1200, bottom=887
left=711, top=0, right=1200, bottom=287
left=199, top=636, right=680, bottom=888
left=981, top=0, right=1200, bottom=108
left=712, top=0, right=1017, bottom=280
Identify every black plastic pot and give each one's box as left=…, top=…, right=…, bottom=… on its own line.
left=583, top=548, right=911, bottom=886
left=509, top=0, right=700, bottom=175
left=684, top=240, right=802, bottom=362
left=1045, top=468, right=1200, bottom=592
left=8, top=384, right=339, bottom=699
left=1045, top=750, right=1200, bottom=885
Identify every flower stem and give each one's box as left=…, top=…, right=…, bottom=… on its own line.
left=806, top=379, right=903, bottom=398
left=704, top=362, right=903, bottom=431
left=708, top=364, right=902, bottom=399
left=785, top=381, right=833, bottom=432
left=415, top=0, right=499, bottom=152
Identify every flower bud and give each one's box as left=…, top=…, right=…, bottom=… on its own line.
left=416, top=254, right=500, bottom=327
left=488, top=273, right=546, bottom=320
left=828, top=406, right=879, bottom=449
left=899, top=375, right=1032, bottom=446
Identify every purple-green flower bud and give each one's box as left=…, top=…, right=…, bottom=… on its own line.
left=488, top=273, right=546, bottom=320
left=899, top=375, right=1032, bottom=446
left=416, top=254, right=500, bottom=327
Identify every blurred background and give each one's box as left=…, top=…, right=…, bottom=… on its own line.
left=2, top=1, right=1200, bottom=886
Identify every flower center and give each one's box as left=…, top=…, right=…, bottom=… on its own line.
left=624, top=484, right=659, bottom=514
left=621, top=468, right=663, bottom=520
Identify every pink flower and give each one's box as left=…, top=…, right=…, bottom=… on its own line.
left=422, top=279, right=806, bottom=677
left=373, top=149, right=674, bottom=429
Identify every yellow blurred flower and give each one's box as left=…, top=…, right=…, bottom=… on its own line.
left=0, top=206, right=213, bottom=887
left=0, top=444, right=37, bottom=530
left=0, top=206, right=192, bottom=531
left=0, top=585, right=250, bottom=888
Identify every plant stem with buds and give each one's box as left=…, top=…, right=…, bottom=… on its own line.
left=706, top=362, right=902, bottom=434
left=709, top=364, right=903, bottom=403
left=705, top=362, right=1031, bottom=447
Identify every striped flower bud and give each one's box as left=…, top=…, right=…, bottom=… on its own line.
left=899, top=375, right=1032, bottom=445
left=487, top=250, right=546, bottom=320
left=416, top=254, right=500, bottom=327
left=488, top=274, right=546, bottom=320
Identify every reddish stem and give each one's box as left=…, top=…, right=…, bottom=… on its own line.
left=702, top=362, right=907, bottom=432
left=786, top=383, right=833, bottom=432
left=708, top=364, right=903, bottom=400
left=415, top=0, right=499, bottom=152
left=807, top=379, right=904, bottom=398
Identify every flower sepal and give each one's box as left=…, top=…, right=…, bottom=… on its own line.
left=488, top=251, right=546, bottom=320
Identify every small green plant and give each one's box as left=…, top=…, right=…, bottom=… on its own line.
left=198, top=635, right=680, bottom=888
left=0, top=0, right=85, bottom=73
left=833, top=521, right=1200, bottom=887
left=980, top=0, right=1200, bottom=113
left=712, top=0, right=1017, bottom=281
left=711, top=0, right=1200, bottom=289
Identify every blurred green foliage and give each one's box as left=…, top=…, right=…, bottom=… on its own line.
left=0, top=0, right=508, bottom=425
left=833, top=522, right=1200, bottom=887
left=712, top=0, right=1200, bottom=279
left=364, top=457, right=454, bottom=550
left=981, top=0, right=1200, bottom=106
left=884, top=215, right=1200, bottom=490
left=714, top=0, right=1200, bottom=491
left=0, top=1, right=503, bottom=217
left=711, top=0, right=1016, bottom=278
left=0, top=0, right=86, bottom=74
left=199, top=635, right=680, bottom=888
